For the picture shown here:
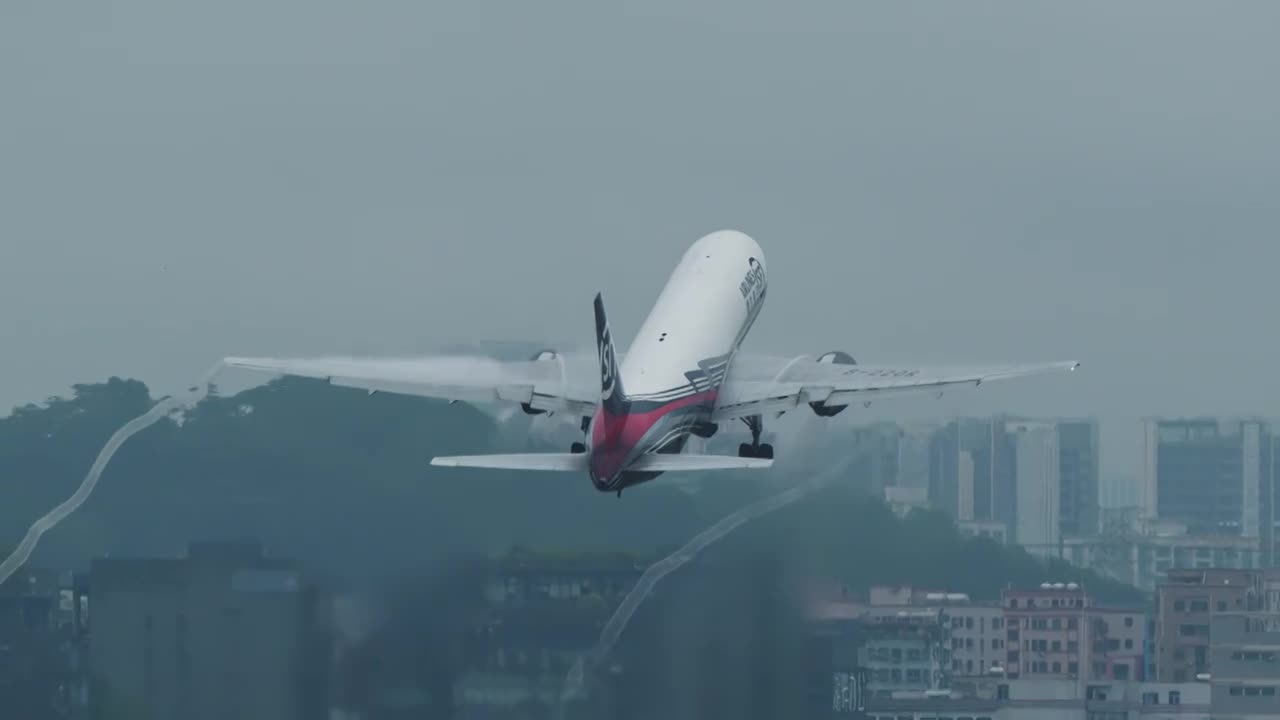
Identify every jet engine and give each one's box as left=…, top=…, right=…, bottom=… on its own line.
left=520, top=349, right=560, bottom=415
left=808, top=350, right=856, bottom=417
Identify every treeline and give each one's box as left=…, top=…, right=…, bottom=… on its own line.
left=0, top=376, right=1141, bottom=606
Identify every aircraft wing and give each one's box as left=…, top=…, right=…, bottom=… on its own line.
left=712, top=356, right=1080, bottom=421
left=223, top=354, right=599, bottom=417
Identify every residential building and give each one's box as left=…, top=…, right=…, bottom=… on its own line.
left=1092, top=607, right=1148, bottom=682
left=863, top=678, right=1212, bottom=720
left=89, top=541, right=323, bottom=720
left=859, top=611, right=947, bottom=696
left=1002, top=584, right=1146, bottom=682
left=1154, top=568, right=1263, bottom=682
left=1266, top=568, right=1280, bottom=614
left=0, top=567, right=85, bottom=719
left=458, top=550, right=646, bottom=719
left=947, top=604, right=1005, bottom=678
left=1003, top=585, right=1093, bottom=681
left=1209, top=612, right=1280, bottom=719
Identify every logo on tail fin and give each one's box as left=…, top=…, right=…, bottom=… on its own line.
left=599, top=325, right=617, bottom=400
left=593, top=293, right=624, bottom=407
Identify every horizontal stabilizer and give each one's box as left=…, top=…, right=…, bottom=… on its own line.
left=627, top=454, right=773, bottom=471
left=428, top=452, right=771, bottom=473
left=430, top=453, right=588, bottom=472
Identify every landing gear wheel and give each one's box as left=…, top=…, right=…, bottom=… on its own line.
left=737, top=414, right=775, bottom=460
left=570, top=442, right=586, bottom=454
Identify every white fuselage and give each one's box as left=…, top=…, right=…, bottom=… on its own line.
left=586, top=230, right=767, bottom=490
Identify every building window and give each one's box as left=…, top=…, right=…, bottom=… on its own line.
left=1068, top=662, right=1078, bottom=675
left=1168, top=691, right=1180, bottom=705
left=1124, top=617, right=1134, bottom=628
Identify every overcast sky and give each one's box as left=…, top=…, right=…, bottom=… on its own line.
left=3, top=1, right=1277, bottom=477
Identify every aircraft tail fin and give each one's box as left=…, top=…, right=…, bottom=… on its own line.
left=593, top=292, right=627, bottom=414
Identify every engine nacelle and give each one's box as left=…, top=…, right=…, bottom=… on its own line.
left=520, top=349, right=560, bottom=415
left=809, top=350, right=856, bottom=417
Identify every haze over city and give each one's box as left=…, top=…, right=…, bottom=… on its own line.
left=5, top=1, right=1279, bottom=482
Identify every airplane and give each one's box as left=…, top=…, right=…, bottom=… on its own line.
left=225, top=230, right=1079, bottom=496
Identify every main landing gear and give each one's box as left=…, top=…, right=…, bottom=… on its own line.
left=571, top=416, right=588, bottom=454
left=737, top=415, right=774, bottom=460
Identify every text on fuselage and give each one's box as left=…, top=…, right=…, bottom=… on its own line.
left=739, top=257, right=767, bottom=315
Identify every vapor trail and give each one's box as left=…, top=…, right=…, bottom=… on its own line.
left=0, top=364, right=225, bottom=586
left=558, top=459, right=850, bottom=712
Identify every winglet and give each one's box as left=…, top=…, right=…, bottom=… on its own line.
left=593, top=293, right=627, bottom=415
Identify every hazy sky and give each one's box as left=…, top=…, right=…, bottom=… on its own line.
left=3, top=1, right=1277, bottom=477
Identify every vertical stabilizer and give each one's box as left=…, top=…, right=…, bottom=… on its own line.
left=593, top=293, right=627, bottom=415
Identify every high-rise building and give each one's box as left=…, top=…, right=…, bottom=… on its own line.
left=847, top=422, right=905, bottom=494
left=1140, top=417, right=1272, bottom=540
left=1057, top=419, right=1101, bottom=537
left=930, top=417, right=1099, bottom=556
left=1008, top=420, right=1061, bottom=556
left=895, top=423, right=938, bottom=490
left=930, top=418, right=1015, bottom=528
left=1267, top=440, right=1280, bottom=567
